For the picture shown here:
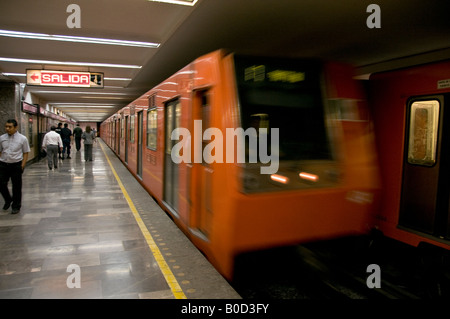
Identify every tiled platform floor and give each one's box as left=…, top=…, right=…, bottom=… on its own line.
left=0, top=139, right=240, bottom=299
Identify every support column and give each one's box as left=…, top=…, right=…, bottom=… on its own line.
left=0, top=81, right=21, bottom=131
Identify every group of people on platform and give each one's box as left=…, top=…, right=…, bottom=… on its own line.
left=41, top=123, right=97, bottom=169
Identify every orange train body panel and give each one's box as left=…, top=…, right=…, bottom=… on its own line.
left=101, top=50, right=381, bottom=279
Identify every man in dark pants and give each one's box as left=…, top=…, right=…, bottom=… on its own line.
left=73, top=123, right=83, bottom=151
left=60, top=123, right=72, bottom=159
left=55, top=122, right=63, bottom=159
left=0, top=119, right=30, bottom=214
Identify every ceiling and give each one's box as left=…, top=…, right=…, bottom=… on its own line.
left=1, top=0, right=449, bottom=122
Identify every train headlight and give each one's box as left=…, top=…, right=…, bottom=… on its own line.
left=299, top=172, right=319, bottom=182
left=270, top=174, right=289, bottom=184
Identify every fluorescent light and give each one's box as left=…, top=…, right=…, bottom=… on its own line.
left=104, top=77, right=132, bottom=81
left=51, top=103, right=118, bottom=106
left=51, top=105, right=117, bottom=108
left=80, top=96, right=129, bottom=100
left=33, top=91, right=131, bottom=95
left=2, top=72, right=26, bottom=77
left=0, top=29, right=160, bottom=48
left=61, top=106, right=117, bottom=109
left=0, top=57, right=141, bottom=69
left=149, top=0, right=198, bottom=6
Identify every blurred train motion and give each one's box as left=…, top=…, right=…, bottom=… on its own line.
left=370, top=60, right=450, bottom=253
left=101, top=50, right=380, bottom=280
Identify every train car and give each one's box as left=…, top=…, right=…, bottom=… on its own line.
left=369, top=60, right=450, bottom=252
left=101, top=50, right=380, bottom=280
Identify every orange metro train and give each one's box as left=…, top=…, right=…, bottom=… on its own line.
left=100, top=50, right=380, bottom=280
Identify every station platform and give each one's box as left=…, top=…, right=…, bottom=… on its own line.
left=0, top=139, right=241, bottom=299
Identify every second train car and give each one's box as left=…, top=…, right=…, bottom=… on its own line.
left=370, top=60, right=450, bottom=253
left=101, top=50, right=380, bottom=280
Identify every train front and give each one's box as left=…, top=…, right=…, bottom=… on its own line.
left=212, top=55, right=380, bottom=279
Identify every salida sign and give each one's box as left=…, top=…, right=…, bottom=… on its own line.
left=26, top=70, right=103, bottom=88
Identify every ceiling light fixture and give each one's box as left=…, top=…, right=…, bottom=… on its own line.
left=148, top=0, right=198, bottom=6
left=33, top=90, right=131, bottom=95
left=80, top=96, right=129, bottom=100
left=0, top=29, right=160, bottom=48
left=51, top=103, right=114, bottom=105
left=0, top=57, right=141, bottom=69
left=51, top=105, right=118, bottom=108
left=104, top=77, right=132, bottom=81
left=2, top=72, right=26, bottom=77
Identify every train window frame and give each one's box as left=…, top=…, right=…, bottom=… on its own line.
left=130, top=114, right=135, bottom=143
left=233, top=55, right=332, bottom=162
left=407, top=99, right=440, bottom=166
left=120, top=115, right=124, bottom=139
left=147, top=107, right=157, bottom=150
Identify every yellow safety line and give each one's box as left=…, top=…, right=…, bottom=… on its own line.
left=99, top=142, right=187, bottom=299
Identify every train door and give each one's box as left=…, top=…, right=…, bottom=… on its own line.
left=164, top=99, right=181, bottom=214
left=125, top=115, right=129, bottom=163
left=400, top=95, right=450, bottom=239
left=190, top=90, right=213, bottom=238
left=137, top=111, right=143, bottom=178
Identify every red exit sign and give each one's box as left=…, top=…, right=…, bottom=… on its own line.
left=26, top=70, right=103, bottom=88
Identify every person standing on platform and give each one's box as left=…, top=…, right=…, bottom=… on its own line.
left=60, top=123, right=72, bottom=159
left=73, top=123, right=83, bottom=152
left=0, top=119, right=30, bottom=214
left=82, top=125, right=96, bottom=161
left=42, top=126, right=63, bottom=170
left=55, top=122, right=63, bottom=159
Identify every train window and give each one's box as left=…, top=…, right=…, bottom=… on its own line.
left=201, top=93, right=211, bottom=166
left=120, top=117, right=124, bottom=139
left=234, top=55, right=331, bottom=161
left=328, top=99, right=361, bottom=121
left=130, top=115, right=135, bottom=143
left=407, top=100, right=440, bottom=166
left=166, top=103, right=174, bottom=154
left=147, top=108, right=157, bottom=150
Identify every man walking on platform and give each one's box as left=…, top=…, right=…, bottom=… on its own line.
left=0, top=119, right=30, bottom=214
left=61, top=123, right=72, bottom=159
left=55, top=122, right=63, bottom=159
left=42, top=126, right=63, bottom=170
left=73, top=123, right=83, bottom=152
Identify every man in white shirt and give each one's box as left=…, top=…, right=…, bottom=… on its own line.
left=0, top=119, right=30, bottom=214
left=42, top=126, right=63, bottom=170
